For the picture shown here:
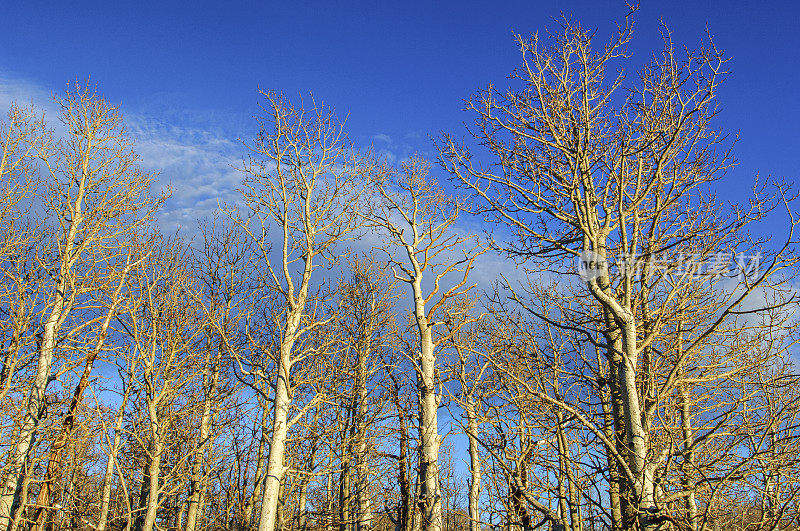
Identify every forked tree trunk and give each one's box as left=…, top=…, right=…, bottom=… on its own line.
left=0, top=313, right=65, bottom=528
left=590, top=245, right=658, bottom=531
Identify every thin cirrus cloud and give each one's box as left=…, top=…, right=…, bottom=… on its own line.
left=126, top=114, right=246, bottom=235
left=1, top=73, right=516, bottom=295
left=0, top=73, right=247, bottom=236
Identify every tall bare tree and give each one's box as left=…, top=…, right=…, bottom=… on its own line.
left=183, top=219, right=254, bottom=531
left=0, top=84, right=160, bottom=529
left=120, top=236, right=204, bottom=531
left=226, top=92, right=377, bottom=531
left=368, top=157, right=483, bottom=531
left=439, top=11, right=799, bottom=530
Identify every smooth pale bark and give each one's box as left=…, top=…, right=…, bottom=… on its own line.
left=411, top=276, right=442, bottom=531
left=185, top=359, right=220, bottom=531
left=588, top=245, right=660, bottom=531
left=352, top=320, right=373, bottom=531
left=464, top=396, right=481, bottom=531
left=136, top=398, right=164, bottom=531
left=97, top=448, right=117, bottom=531
left=353, top=375, right=373, bottom=531
left=234, top=92, right=372, bottom=531
left=256, top=212, right=313, bottom=531
left=140, top=448, right=163, bottom=531
left=0, top=264, right=74, bottom=528
left=680, top=384, right=697, bottom=531
left=242, top=404, right=270, bottom=530
left=7, top=458, right=31, bottom=531
left=677, top=328, right=698, bottom=531
left=257, top=344, right=294, bottom=531
left=620, top=322, right=657, bottom=529
left=373, top=161, right=476, bottom=531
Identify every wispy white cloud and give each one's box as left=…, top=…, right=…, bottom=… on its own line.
left=0, top=72, right=521, bottom=297
left=0, top=73, right=56, bottom=111
left=126, top=114, right=246, bottom=235
left=0, top=72, right=248, bottom=237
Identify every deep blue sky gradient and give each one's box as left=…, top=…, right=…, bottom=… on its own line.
left=1, top=0, right=798, bottom=203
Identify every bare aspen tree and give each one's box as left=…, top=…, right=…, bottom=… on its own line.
left=120, top=237, right=204, bottom=531
left=442, top=315, right=492, bottom=531
left=368, top=157, right=483, bottom=531
left=479, top=291, right=614, bottom=531
left=226, top=91, right=377, bottom=531
left=184, top=219, right=254, bottom=531
left=440, top=11, right=799, bottom=531
left=332, top=255, right=395, bottom=531
left=96, top=368, right=134, bottom=531
left=0, top=104, right=50, bottom=415
left=0, top=84, right=159, bottom=529
left=31, top=253, right=139, bottom=530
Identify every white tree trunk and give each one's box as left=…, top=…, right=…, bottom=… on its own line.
left=0, top=315, right=61, bottom=529
left=465, top=396, right=480, bottom=531
left=97, top=445, right=118, bottom=531
left=257, top=348, right=292, bottom=531
left=413, top=278, right=442, bottom=531
left=185, top=361, right=219, bottom=531
left=137, top=398, right=164, bottom=531
left=0, top=107, right=92, bottom=529
left=98, top=390, right=130, bottom=531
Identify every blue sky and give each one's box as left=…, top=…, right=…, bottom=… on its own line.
left=1, top=0, right=798, bottom=230
left=2, top=0, right=797, bottom=484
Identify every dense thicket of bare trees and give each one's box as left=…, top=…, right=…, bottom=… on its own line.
left=1, top=12, right=798, bottom=531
